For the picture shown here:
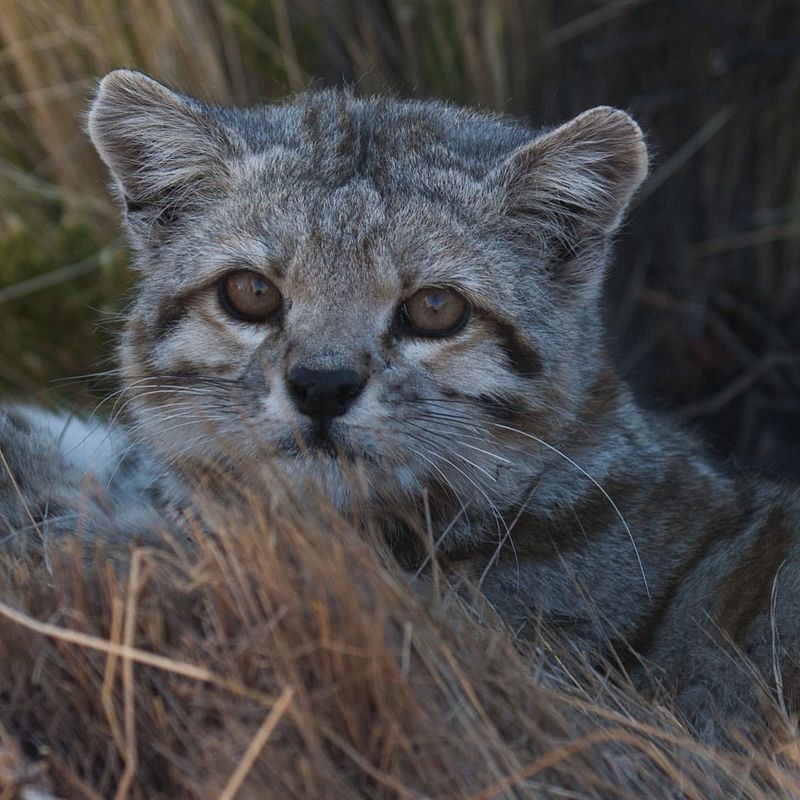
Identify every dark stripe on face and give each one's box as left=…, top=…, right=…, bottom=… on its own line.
left=483, top=314, right=542, bottom=378
left=124, top=319, right=201, bottom=387
left=154, top=293, right=194, bottom=341
left=475, top=392, right=541, bottom=431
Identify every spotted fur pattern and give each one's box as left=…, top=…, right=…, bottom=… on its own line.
left=2, top=71, right=797, bottom=739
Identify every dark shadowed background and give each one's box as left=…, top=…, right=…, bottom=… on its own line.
left=0, top=0, right=798, bottom=477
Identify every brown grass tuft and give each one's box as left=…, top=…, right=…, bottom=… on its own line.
left=0, top=4, right=799, bottom=795
left=1, top=488, right=798, bottom=799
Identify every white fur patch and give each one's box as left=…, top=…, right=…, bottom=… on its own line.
left=14, top=406, right=123, bottom=482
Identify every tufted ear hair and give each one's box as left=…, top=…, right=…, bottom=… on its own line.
left=490, top=106, right=648, bottom=262
left=88, top=70, right=240, bottom=228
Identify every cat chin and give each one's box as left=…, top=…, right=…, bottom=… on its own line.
left=265, top=452, right=441, bottom=519
left=144, top=427, right=532, bottom=532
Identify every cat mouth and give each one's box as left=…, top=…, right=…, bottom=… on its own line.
left=304, top=421, right=343, bottom=456
left=278, top=421, right=361, bottom=461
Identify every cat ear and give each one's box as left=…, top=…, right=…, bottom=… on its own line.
left=88, top=70, right=239, bottom=226
left=491, top=106, right=648, bottom=256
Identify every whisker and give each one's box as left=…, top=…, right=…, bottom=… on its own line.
left=408, top=414, right=534, bottom=459
left=49, top=368, right=122, bottom=387
left=477, top=474, right=547, bottom=591
left=490, top=422, right=652, bottom=603
left=0, top=512, right=81, bottom=545
left=107, top=384, right=235, bottom=428
left=413, top=440, right=512, bottom=548
left=406, top=446, right=470, bottom=517
left=413, top=499, right=474, bottom=579
left=404, top=419, right=512, bottom=464
left=402, top=417, right=522, bottom=574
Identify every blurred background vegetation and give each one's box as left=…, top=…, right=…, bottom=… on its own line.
left=0, top=0, right=798, bottom=477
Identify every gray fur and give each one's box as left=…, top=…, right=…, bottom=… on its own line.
left=86, top=71, right=649, bottom=537
left=2, top=71, right=797, bottom=740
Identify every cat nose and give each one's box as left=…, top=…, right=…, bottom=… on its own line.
left=286, top=366, right=367, bottom=419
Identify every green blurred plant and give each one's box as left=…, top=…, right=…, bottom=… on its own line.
left=0, top=223, right=128, bottom=402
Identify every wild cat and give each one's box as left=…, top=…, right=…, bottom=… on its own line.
left=1, top=70, right=798, bottom=740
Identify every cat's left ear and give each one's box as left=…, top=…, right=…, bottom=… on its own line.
left=490, top=106, right=648, bottom=247
left=87, top=70, right=241, bottom=228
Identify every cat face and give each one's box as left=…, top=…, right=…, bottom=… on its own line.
left=89, top=71, right=647, bottom=543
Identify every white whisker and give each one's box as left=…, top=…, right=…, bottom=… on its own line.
left=490, top=422, right=651, bottom=603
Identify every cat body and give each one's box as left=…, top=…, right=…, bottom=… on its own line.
left=1, top=71, right=798, bottom=737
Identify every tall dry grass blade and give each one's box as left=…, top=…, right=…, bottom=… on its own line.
left=0, top=244, right=120, bottom=305
left=217, top=686, right=294, bottom=800
left=0, top=597, right=272, bottom=703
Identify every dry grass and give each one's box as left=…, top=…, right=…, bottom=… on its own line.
left=0, top=0, right=299, bottom=400
left=0, top=487, right=799, bottom=799
left=0, top=0, right=278, bottom=229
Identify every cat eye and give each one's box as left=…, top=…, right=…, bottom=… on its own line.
left=218, top=270, right=282, bottom=322
left=400, top=287, right=469, bottom=337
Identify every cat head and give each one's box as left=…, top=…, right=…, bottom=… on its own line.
left=88, top=70, right=647, bottom=543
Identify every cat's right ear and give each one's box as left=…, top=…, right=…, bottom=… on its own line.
left=88, top=70, right=240, bottom=230
left=487, top=107, right=648, bottom=295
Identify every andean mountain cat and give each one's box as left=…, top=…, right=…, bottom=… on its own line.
left=1, top=70, right=798, bottom=740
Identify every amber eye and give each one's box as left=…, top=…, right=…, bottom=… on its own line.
left=218, top=270, right=282, bottom=322
left=401, top=287, right=469, bottom=337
